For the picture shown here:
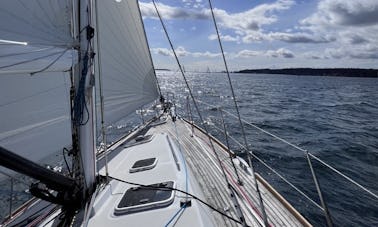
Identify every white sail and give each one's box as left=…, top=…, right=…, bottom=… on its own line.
left=0, top=71, right=72, bottom=163
left=0, top=0, right=73, bottom=47
left=94, top=0, right=159, bottom=129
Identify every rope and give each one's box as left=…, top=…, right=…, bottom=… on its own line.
left=196, top=99, right=378, bottom=201
left=107, top=175, right=244, bottom=225
left=163, top=120, right=189, bottom=226
left=73, top=52, right=90, bottom=126
left=30, top=49, right=69, bottom=75
left=165, top=206, right=185, bottom=227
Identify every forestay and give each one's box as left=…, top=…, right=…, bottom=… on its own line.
left=94, top=0, right=159, bottom=132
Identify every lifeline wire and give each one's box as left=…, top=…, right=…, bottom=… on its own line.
left=197, top=99, right=378, bottom=201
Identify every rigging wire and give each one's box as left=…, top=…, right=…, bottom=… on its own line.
left=0, top=47, right=54, bottom=58
left=30, top=49, right=69, bottom=75
left=218, top=106, right=243, bottom=185
left=94, top=0, right=109, bottom=180
left=206, top=0, right=269, bottom=226
left=0, top=51, right=66, bottom=70
left=151, top=1, right=248, bottom=226
left=107, top=175, right=245, bottom=226
left=205, top=120, right=324, bottom=210
left=196, top=99, right=378, bottom=201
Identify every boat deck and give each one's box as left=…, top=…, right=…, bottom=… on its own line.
left=148, top=117, right=311, bottom=227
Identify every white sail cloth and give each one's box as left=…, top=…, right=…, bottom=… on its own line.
left=94, top=0, right=159, bottom=129
left=0, top=0, right=73, bottom=47
left=0, top=71, right=72, bottom=163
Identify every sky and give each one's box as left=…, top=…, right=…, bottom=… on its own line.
left=139, top=0, right=378, bottom=72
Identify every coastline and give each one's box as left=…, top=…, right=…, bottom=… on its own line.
left=234, top=68, right=378, bottom=78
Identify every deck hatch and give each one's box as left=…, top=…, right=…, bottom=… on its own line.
left=114, top=181, right=175, bottom=215
left=129, top=157, right=157, bottom=173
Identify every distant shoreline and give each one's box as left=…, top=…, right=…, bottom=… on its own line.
left=235, top=68, right=378, bottom=78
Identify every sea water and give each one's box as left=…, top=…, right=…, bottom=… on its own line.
left=1, top=72, right=377, bottom=226
left=157, top=72, right=378, bottom=226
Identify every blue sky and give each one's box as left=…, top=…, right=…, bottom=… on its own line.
left=139, top=0, right=378, bottom=71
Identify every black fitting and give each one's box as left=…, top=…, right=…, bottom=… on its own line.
left=180, top=199, right=191, bottom=208
left=86, top=25, right=95, bottom=40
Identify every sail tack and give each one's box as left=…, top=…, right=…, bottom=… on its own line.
left=94, top=0, right=159, bottom=128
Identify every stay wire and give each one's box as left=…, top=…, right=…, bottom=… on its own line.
left=107, top=175, right=245, bottom=226
left=152, top=1, right=248, bottom=225
left=206, top=0, right=269, bottom=225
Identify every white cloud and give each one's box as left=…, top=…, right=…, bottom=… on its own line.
left=298, top=0, right=378, bottom=60
left=146, top=0, right=378, bottom=63
left=176, top=46, right=187, bottom=56
left=267, top=32, right=335, bottom=43
left=151, top=46, right=221, bottom=58
left=234, top=48, right=296, bottom=59
left=140, top=2, right=208, bottom=20
left=235, top=50, right=261, bottom=58
left=301, top=0, right=378, bottom=27
left=210, top=0, right=294, bottom=34
left=153, top=46, right=296, bottom=59
left=266, top=48, right=295, bottom=58
left=208, top=34, right=239, bottom=42
left=152, top=48, right=172, bottom=56
left=140, top=1, right=295, bottom=38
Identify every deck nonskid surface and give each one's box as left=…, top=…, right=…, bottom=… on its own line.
left=148, top=118, right=308, bottom=227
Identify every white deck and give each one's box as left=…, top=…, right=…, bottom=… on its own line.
left=148, top=118, right=311, bottom=227
left=88, top=116, right=311, bottom=227
left=88, top=133, right=217, bottom=227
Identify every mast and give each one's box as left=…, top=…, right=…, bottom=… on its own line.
left=0, top=0, right=96, bottom=216
left=72, top=0, right=97, bottom=197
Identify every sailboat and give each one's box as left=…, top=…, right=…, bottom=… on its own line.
left=1, top=0, right=377, bottom=227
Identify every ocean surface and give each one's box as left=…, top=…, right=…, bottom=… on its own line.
left=156, top=72, right=378, bottom=227
left=1, top=72, right=377, bottom=226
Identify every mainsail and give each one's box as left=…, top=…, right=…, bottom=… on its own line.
left=0, top=0, right=74, bottom=165
left=0, top=71, right=72, bottom=163
left=0, top=0, right=161, bottom=223
left=0, top=0, right=73, bottom=47
left=0, top=0, right=159, bottom=165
